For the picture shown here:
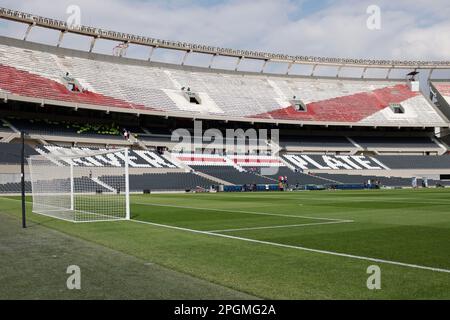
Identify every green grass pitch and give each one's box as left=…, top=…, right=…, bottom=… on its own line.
left=0, top=188, right=449, bottom=299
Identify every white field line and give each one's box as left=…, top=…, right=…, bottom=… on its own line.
left=2, top=197, right=448, bottom=274
left=134, top=202, right=350, bottom=222
left=31, top=209, right=127, bottom=224
left=207, top=220, right=353, bottom=233
left=131, top=219, right=450, bottom=274
left=1, top=196, right=348, bottom=222
left=1, top=197, right=349, bottom=223
left=0, top=197, right=126, bottom=223
left=296, top=196, right=450, bottom=202
left=171, top=194, right=450, bottom=206
left=295, top=198, right=450, bottom=206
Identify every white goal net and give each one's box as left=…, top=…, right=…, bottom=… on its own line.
left=28, top=148, right=130, bottom=223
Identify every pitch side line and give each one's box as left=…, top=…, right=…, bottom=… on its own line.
left=131, top=219, right=450, bottom=274
left=208, top=220, right=353, bottom=233
left=1, top=197, right=448, bottom=274
left=134, top=202, right=350, bottom=222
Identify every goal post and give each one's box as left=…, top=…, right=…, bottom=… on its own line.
left=28, top=148, right=130, bottom=223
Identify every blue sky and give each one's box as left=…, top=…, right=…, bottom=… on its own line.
left=0, top=0, right=449, bottom=65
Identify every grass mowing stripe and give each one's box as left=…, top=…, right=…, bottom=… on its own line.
left=130, top=219, right=450, bottom=274
left=0, top=204, right=256, bottom=299
left=1, top=190, right=449, bottom=299
left=296, top=198, right=450, bottom=205
left=208, top=220, right=354, bottom=233
left=134, top=202, right=349, bottom=222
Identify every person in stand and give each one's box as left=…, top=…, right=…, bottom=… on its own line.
left=123, top=128, right=130, bottom=140
left=412, top=177, right=418, bottom=189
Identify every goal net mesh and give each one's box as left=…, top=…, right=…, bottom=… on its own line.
left=28, top=148, right=130, bottom=223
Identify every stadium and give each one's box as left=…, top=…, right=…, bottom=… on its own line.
left=0, top=4, right=449, bottom=303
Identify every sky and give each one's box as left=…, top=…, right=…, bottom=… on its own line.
left=0, top=0, right=449, bottom=77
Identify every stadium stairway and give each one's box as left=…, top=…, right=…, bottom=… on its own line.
left=190, top=165, right=276, bottom=186
left=100, top=173, right=217, bottom=192
left=164, top=152, right=234, bottom=185
left=193, top=171, right=234, bottom=186
left=258, top=167, right=339, bottom=186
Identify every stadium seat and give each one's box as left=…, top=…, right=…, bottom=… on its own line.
left=0, top=41, right=447, bottom=127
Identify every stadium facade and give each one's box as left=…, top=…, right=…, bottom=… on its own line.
left=1, top=7, right=450, bottom=194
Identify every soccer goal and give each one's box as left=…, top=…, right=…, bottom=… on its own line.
left=28, top=148, right=130, bottom=223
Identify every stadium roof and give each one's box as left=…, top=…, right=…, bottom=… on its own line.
left=2, top=6, right=450, bottom=73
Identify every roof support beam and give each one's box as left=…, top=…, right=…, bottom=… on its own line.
left=386, top=67, right=393, bottom=80
left=23, top=23, right=35, bottom=41
left=2, top=7, right=450, bottom=69
left=148, top=46, right=157, bottom=62
left=361, top=67, right=368, bottom=79
left=260, top=59, right=268, bottom=73
left=336, top=65, right=343, bottom=78
left=235, top=56, right=244, bottom=71
left=310, top=64, right=318, bottom=77
left=286, top=61, right=294, bottom=75
left=181, top=50, right=191, bottom=66
left=56, top=30, right=66, bottom=48
left=208, top=53, right=217, bottom=69
left=89, top=36, right=98, bottom=53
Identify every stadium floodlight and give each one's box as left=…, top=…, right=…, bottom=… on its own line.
left=28, top=148, right=130, bottom=223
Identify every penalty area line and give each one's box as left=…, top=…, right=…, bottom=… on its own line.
left=1, top=197, right=448, bottom=274
left=207, top=220, right=353, bottom=233
left=130, top=219, right=450, bottom=274
left=134, top=202, right=348, bottom=222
